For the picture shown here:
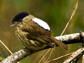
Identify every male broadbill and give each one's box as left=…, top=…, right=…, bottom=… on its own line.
left=10, top=12, right=68, bottom=53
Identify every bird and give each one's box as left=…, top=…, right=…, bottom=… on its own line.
left=10, top=12, right=68, bottom=53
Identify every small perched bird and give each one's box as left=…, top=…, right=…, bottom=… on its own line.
left=10, top=12, right=68, bottom=53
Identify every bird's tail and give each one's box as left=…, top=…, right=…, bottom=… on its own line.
left=51, top=36, right=68, bottom=50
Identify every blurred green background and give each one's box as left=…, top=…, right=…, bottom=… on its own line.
left=0, top=0, right=84, bottom=63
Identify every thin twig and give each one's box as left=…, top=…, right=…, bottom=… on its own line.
left=38, top=48, right=51, bottom=63
left=46, top=48, right=54, bottom=61
left=60, top=0, right=78, bottom=36
left=0, top=40, right=13, bottom=55
left=0, top=40, right=20, bottom=63
left=47, top=52, right=72, bottom=63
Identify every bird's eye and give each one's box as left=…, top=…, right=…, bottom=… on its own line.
left=19, top=19, right=22, bottom=21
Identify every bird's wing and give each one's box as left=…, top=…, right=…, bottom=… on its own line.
left=21, top=19, right=52, bottom=44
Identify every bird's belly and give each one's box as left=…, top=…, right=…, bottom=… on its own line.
left=15, top=29, right=47, bottom=51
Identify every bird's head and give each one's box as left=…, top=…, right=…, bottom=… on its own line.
left=10, top=12, right=29, bottom=27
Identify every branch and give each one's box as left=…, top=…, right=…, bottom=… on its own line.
left=56, top=32, right=82, bottom=44
left=1, top=32, right=83, bottom=63
left=63, top=47, right=84, bottom=63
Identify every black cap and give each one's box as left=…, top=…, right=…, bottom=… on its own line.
left=12, top=12, right=29, bottom=24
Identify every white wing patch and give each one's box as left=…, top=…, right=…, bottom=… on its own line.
left=32, top=18, right=50, bottom=31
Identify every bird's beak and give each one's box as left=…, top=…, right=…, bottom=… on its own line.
left=10, top=24, right=16, bottom=27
